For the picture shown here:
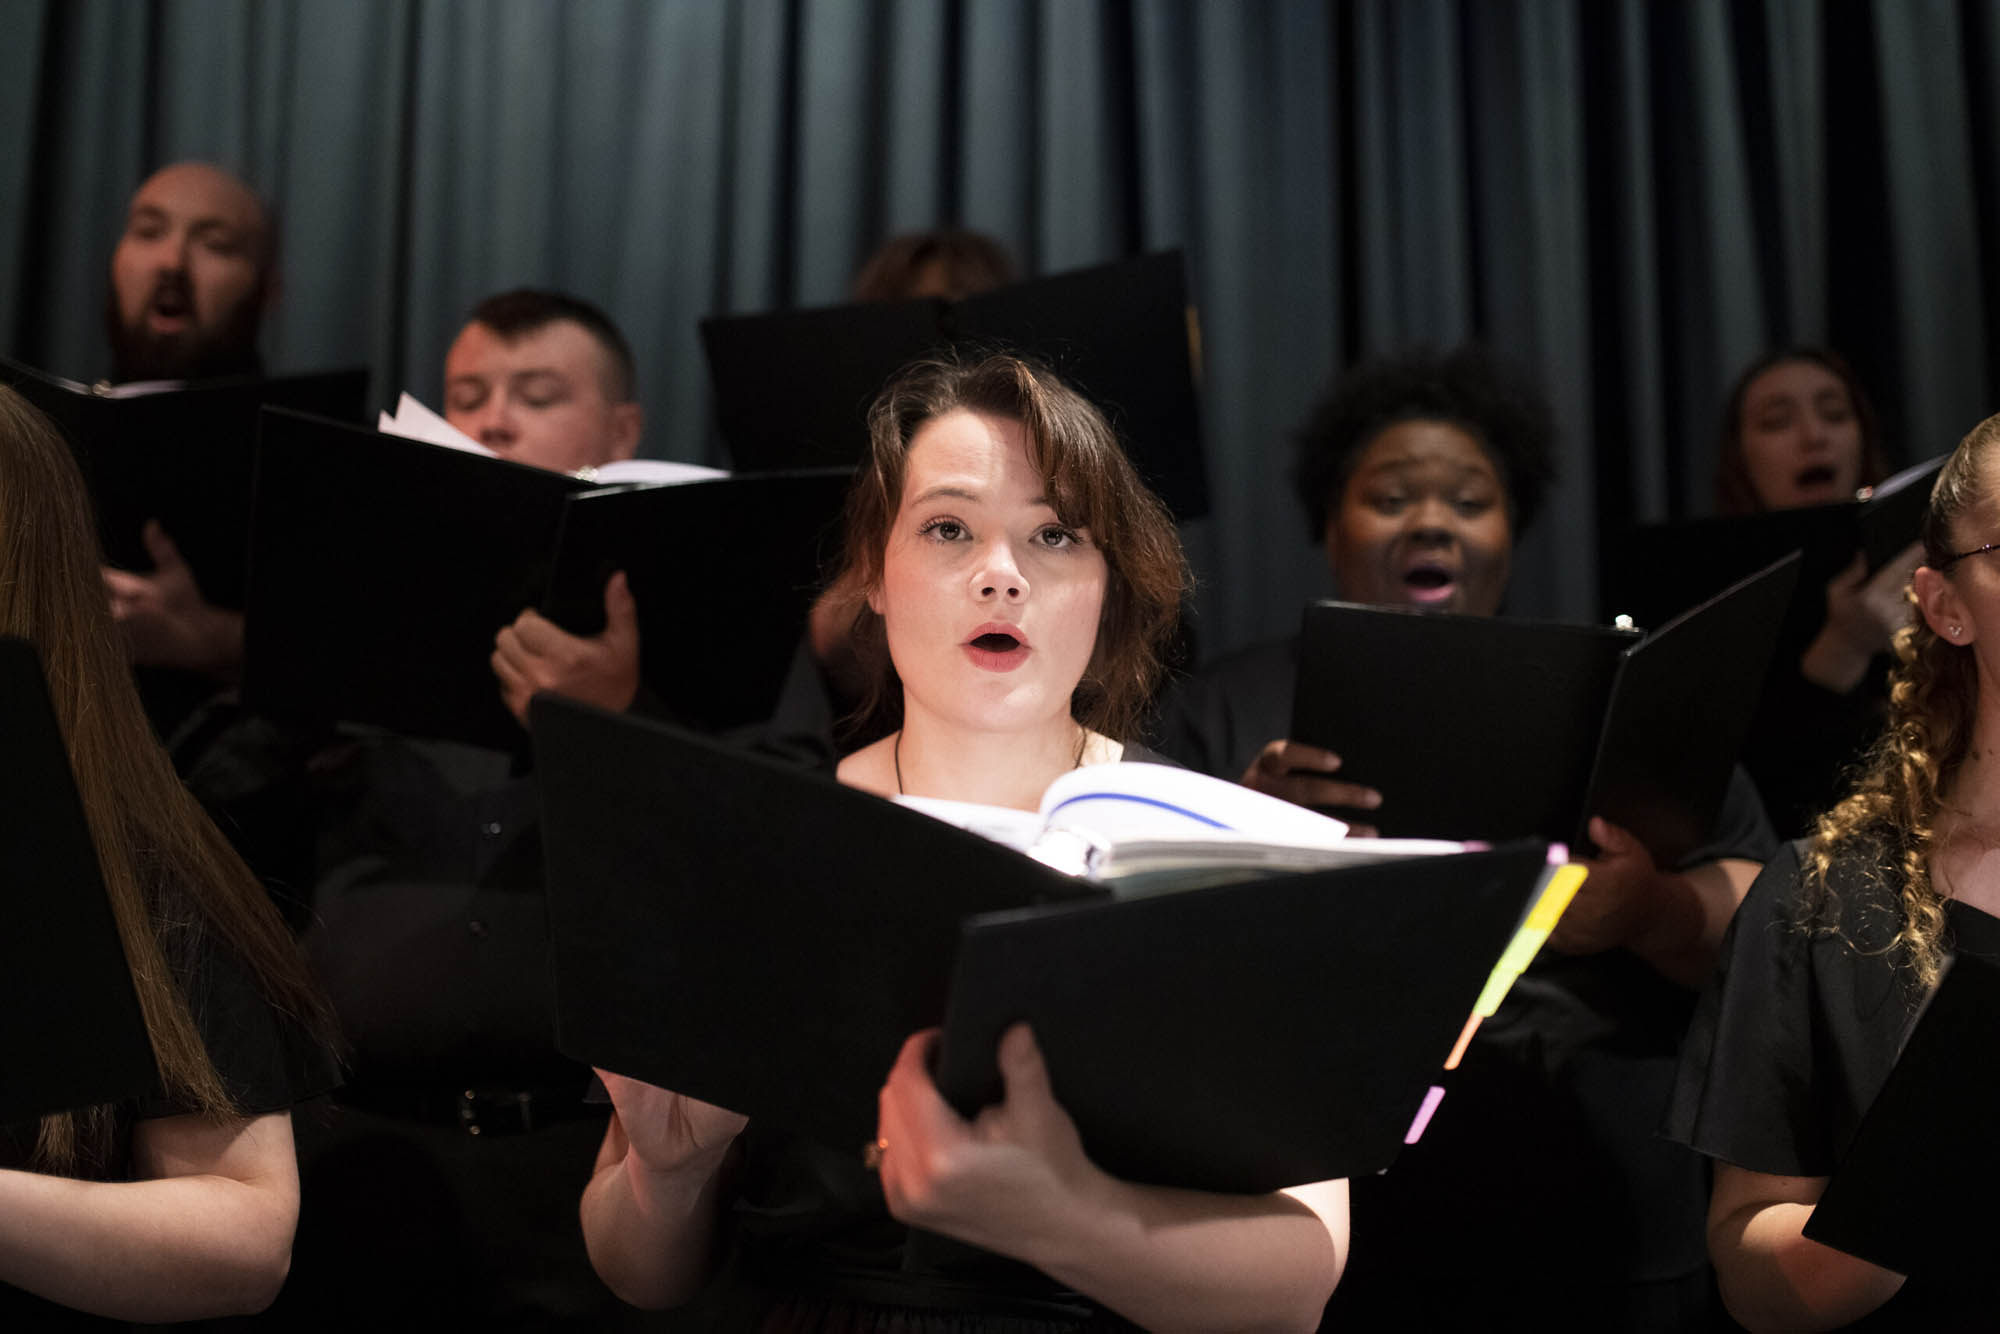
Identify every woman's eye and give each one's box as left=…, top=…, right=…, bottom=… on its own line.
left=918, top=518, right=966, bottom=542
left=1034, top=526, right=1079, bottom=549
left=1454, top=496, right=1494, bottom=517
left=1368, top=493, right=1407, bottom=516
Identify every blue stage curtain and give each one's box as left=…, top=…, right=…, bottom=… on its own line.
left=3, top=0, right=1996, bottom=652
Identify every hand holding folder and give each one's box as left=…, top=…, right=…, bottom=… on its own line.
left=102, top=519, right=246, bottom=679
left=492, top=570, right=643, bottom=725
left=534, top=697, right=1560, bottom=1192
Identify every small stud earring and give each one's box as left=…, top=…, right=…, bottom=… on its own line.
left=1951, top=625, right=1964, bottom=640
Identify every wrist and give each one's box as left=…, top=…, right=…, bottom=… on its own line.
left=1008, top=1157, right=1121, bottom=1276
left=1799, top=627, right=1870, bottom=694
left=1622, top=869, right=1700, bottom=961
left=623, top=1139, right=733, bottom=1219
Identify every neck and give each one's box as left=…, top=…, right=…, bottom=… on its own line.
left=1946, top=671, right=2000, bottom=821
left=895, top=696, right=1091, bottom=810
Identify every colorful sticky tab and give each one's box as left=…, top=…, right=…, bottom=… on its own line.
left=1443, top=1012, right=1482, bottom=1071
left=1404, top=1085, right=1447, bottom=1145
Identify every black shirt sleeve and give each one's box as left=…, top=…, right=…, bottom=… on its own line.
left=135, top=921, right=340, bottom=1122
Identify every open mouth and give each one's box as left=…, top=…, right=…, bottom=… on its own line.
left=1795, top=464, right=1837, bottom=491
left=1401, top=564, right=1458, bottom=604
left=963, top=625, right=1031, bottom=671
left=147, top=279, right=193, bottom=326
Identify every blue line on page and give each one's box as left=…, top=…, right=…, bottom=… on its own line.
left=1041, top=793, right=1235, bottom=830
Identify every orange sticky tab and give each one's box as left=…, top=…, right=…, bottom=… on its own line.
left=1444, top=1012, right=1482, bottom=1070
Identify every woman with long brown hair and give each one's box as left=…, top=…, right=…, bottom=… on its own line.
left=0, top=385, right=338, bottom=1325
left=1670, top=411, right=2000, bottom=1329
left=579, top=353, right=1346, bottom=1331
left=1717, top=346, right=1920, bottom=836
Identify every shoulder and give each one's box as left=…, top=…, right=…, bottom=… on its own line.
left=835, top=733, right=898, bottom=796
left=1150, top=635, right=1299, bottom=777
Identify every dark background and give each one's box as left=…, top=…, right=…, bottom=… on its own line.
left=4, top=0, right=1996, bottom=657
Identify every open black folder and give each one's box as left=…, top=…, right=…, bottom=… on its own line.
left=1290, top=555, right=1800, bottom=863
left=1603, top=455, right=1942, bottom=634
left=700, top=251, right=1209, bottom=519
left=244, top=410, right=847, bottom=749
left=0, top=358, right=367, bottom=609
left=1802, top=952, right=2000, bottom=1280
left=533, top=695, right=1551, bottom=1190
left=0, top=638, right=156, bottom=1125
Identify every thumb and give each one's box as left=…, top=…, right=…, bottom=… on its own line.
left=603, top=570, right=639, bottom=637
left=1588, top=816, right=1641, bottom=857
left=142, top=520, right=185, bottom=571
left=995, top=1023, right=1053, bottom=1110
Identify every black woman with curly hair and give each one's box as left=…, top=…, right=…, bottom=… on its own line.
left=1155, top=345, right=1777, bottom=1331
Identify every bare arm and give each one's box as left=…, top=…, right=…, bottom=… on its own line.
left=0, top=1110, right=298, bottom=1321
left=878, top=1026, right=1346, bottom=1333
left=1549, top=817, right=1759, bottom=988
left=577, top=1071, right=747, bottom=1310
left=1707, top=1163, right=1905, bottom=1331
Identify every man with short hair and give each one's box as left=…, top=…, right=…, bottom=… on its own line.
left=106, top=161, right=277, bottom=384
left=267, top=290, right=651, bottom=1328
left=442, top=288, right=643, bottom=473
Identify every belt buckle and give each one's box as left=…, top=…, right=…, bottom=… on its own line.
left=455, top=1088, right=533, bottom=1136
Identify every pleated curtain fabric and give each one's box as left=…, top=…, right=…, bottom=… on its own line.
left=3, top=0, right=1997, bottom=656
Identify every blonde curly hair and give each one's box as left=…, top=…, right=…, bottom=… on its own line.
left=1804, top=413, right=2000, bottom=989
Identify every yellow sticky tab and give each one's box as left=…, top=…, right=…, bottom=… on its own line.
left=1472, top=966, right=1517, bottom=1018
left=1495, top=927, right=1550, bottom=979
left=1526, top=864, right=1589, bottom=932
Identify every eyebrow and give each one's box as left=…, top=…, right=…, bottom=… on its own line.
left=905, top=484, right=1052, bottom=508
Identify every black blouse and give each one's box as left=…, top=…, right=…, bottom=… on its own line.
left=1668, top=838, right=2000, bottom=1328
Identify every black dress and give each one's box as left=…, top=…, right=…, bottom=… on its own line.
left=0, top=915, right=339, bottom=1330
left=1667, top=838, right=2000, bottom=1328
left=665, top=742, right=1181, bottom=1332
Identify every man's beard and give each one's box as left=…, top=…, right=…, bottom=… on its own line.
left=105, top=275, right=267, bottom=383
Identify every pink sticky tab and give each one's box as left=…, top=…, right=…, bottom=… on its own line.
left=1403, top=1085, right=1447, bottom=1145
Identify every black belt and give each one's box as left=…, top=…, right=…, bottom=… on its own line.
left=334, top=1084, right=606, bottom=1136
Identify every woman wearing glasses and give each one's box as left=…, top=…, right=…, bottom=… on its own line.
left=1670, top=412, right=2000, bottom=1328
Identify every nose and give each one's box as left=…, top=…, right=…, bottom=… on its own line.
left=472, top=392, right=519, bottom=448
left=1405, top=496, right=1457, bottom=541
left=972, top=538, right=1028, bottom=602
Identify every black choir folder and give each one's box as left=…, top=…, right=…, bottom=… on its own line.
left=1802, top=953, right=2000, bottom=1280
left=0, top=358, right=367, bottom=610
left=1604, top=454, right=1943, bottom=633
left=1290, top=555, right=1800, bottom=864
left=700, top=251, right=1210, bottom=520
left=0, top=638, right=156, bottom=1124
left=533, top=695, right=1551, bottom=1193
left=243, top=409, right=848, bottom=749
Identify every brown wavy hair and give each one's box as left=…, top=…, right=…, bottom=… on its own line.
left=850, top=230, right=1015, bottom=304
left=1716, top=346, right=1890, bottom=515
left=1803, top=412, right=1999, bottom=988
left=0, top=386, right=336, bottom=1173
left=825, top=351, right=1187, bottom=745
